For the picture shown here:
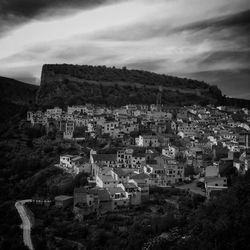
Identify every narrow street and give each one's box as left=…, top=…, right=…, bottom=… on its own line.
left=15, top=199, right=34, bottom=250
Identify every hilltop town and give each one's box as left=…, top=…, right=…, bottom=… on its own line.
left=25, top=103, right=249, bottom=212
left=1, top=66, right=250, bottom=250
left=1, top=100, right=250, bottom=249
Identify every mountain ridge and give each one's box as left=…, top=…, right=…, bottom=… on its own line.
left=0, top=64, right=250, bottom=109
left=36, top=64, right=223, bottom=107
left=2, top=65, right=250, bottom=110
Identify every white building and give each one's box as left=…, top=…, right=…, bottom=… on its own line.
left=67, top=105, right=88, bottom=115
left=102, top=121, right=119, bottom=136
left=46, top=107, right=62, bottom=116
left=96, top=174, right=118, bottom=188
left=106, top=187, right=130, bottom=210
left=178, top=122, right=199, bottom=137
left=117, top=148, right=133, bottom=168
left=162, top=145, right=179, bottom=159
left=132, top=153, right=146, bottom=169
left=59, top=155, right=84, bottom=175
left=136, top=135, right=160, bottom=147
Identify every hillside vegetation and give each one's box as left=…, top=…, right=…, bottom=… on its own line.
left=0, top=77, right=39, bottom=128
left=37, top=64, right=223, bottom=107
left=0, top=76, right=38, bottom=106
left=41, top=64, right=210, bottom=89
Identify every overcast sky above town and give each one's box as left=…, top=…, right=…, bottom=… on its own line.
left=0, top=0, right=249, bottom=98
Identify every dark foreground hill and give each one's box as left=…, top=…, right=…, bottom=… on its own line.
left=0, top=77, right=39, bottom=130
left=0, top=76, right=38, bottom=106
left=36, top=64, right=223, bottom=107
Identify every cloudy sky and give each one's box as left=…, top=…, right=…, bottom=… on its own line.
left=0, top=0, right=249, bottom=99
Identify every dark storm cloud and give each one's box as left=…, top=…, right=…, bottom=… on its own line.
left=0, top=0, right=123, bottom=35
left=178, top=9, right=250, bottom=50
left=184, top=50, right=250, bottom=70
left=94, top=9, right=250, bottom=42
left=93, top=7, right=250, bottom=79
left=175, top=9, right=250, bottom=92
left=200, top=50, right=250, bottom=66
left=176, top=9, right=250, bottom=33
left=0, top=0, right=107, bottom=18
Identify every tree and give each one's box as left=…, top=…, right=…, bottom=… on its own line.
left=73, top=126, right=86, bottom=138
left=182, top=174, right=250, bottom=249
left=73, top=172, right=89, bottom=187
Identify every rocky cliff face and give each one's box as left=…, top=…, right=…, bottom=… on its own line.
left=37, top=64, right=223, bottom=107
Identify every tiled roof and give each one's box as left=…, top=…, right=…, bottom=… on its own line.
left=92, top=154, right=117, bottom=162
left=123, top=182, right=137, bottom=189
left=99, top=175, right=115, bottom=182
left=113, top=168, right=128, bottom=177
left=106, top=187, right=125, bottom=195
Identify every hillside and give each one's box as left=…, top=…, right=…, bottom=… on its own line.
left=0, top=76, right=38, bottom=106
left=37, top=64, right=223, bottom=107
left=223, top=97, right=250, bottom=109
left=0, top=77, right=39, bottom=131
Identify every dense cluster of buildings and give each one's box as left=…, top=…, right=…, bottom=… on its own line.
left=27, top=104, right=250, bottom=217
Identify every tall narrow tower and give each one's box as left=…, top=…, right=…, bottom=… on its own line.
left=156, top=86, right=163, bottom=111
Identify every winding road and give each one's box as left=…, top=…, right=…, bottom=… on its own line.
left=15, top=199, right=34, bottom=250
